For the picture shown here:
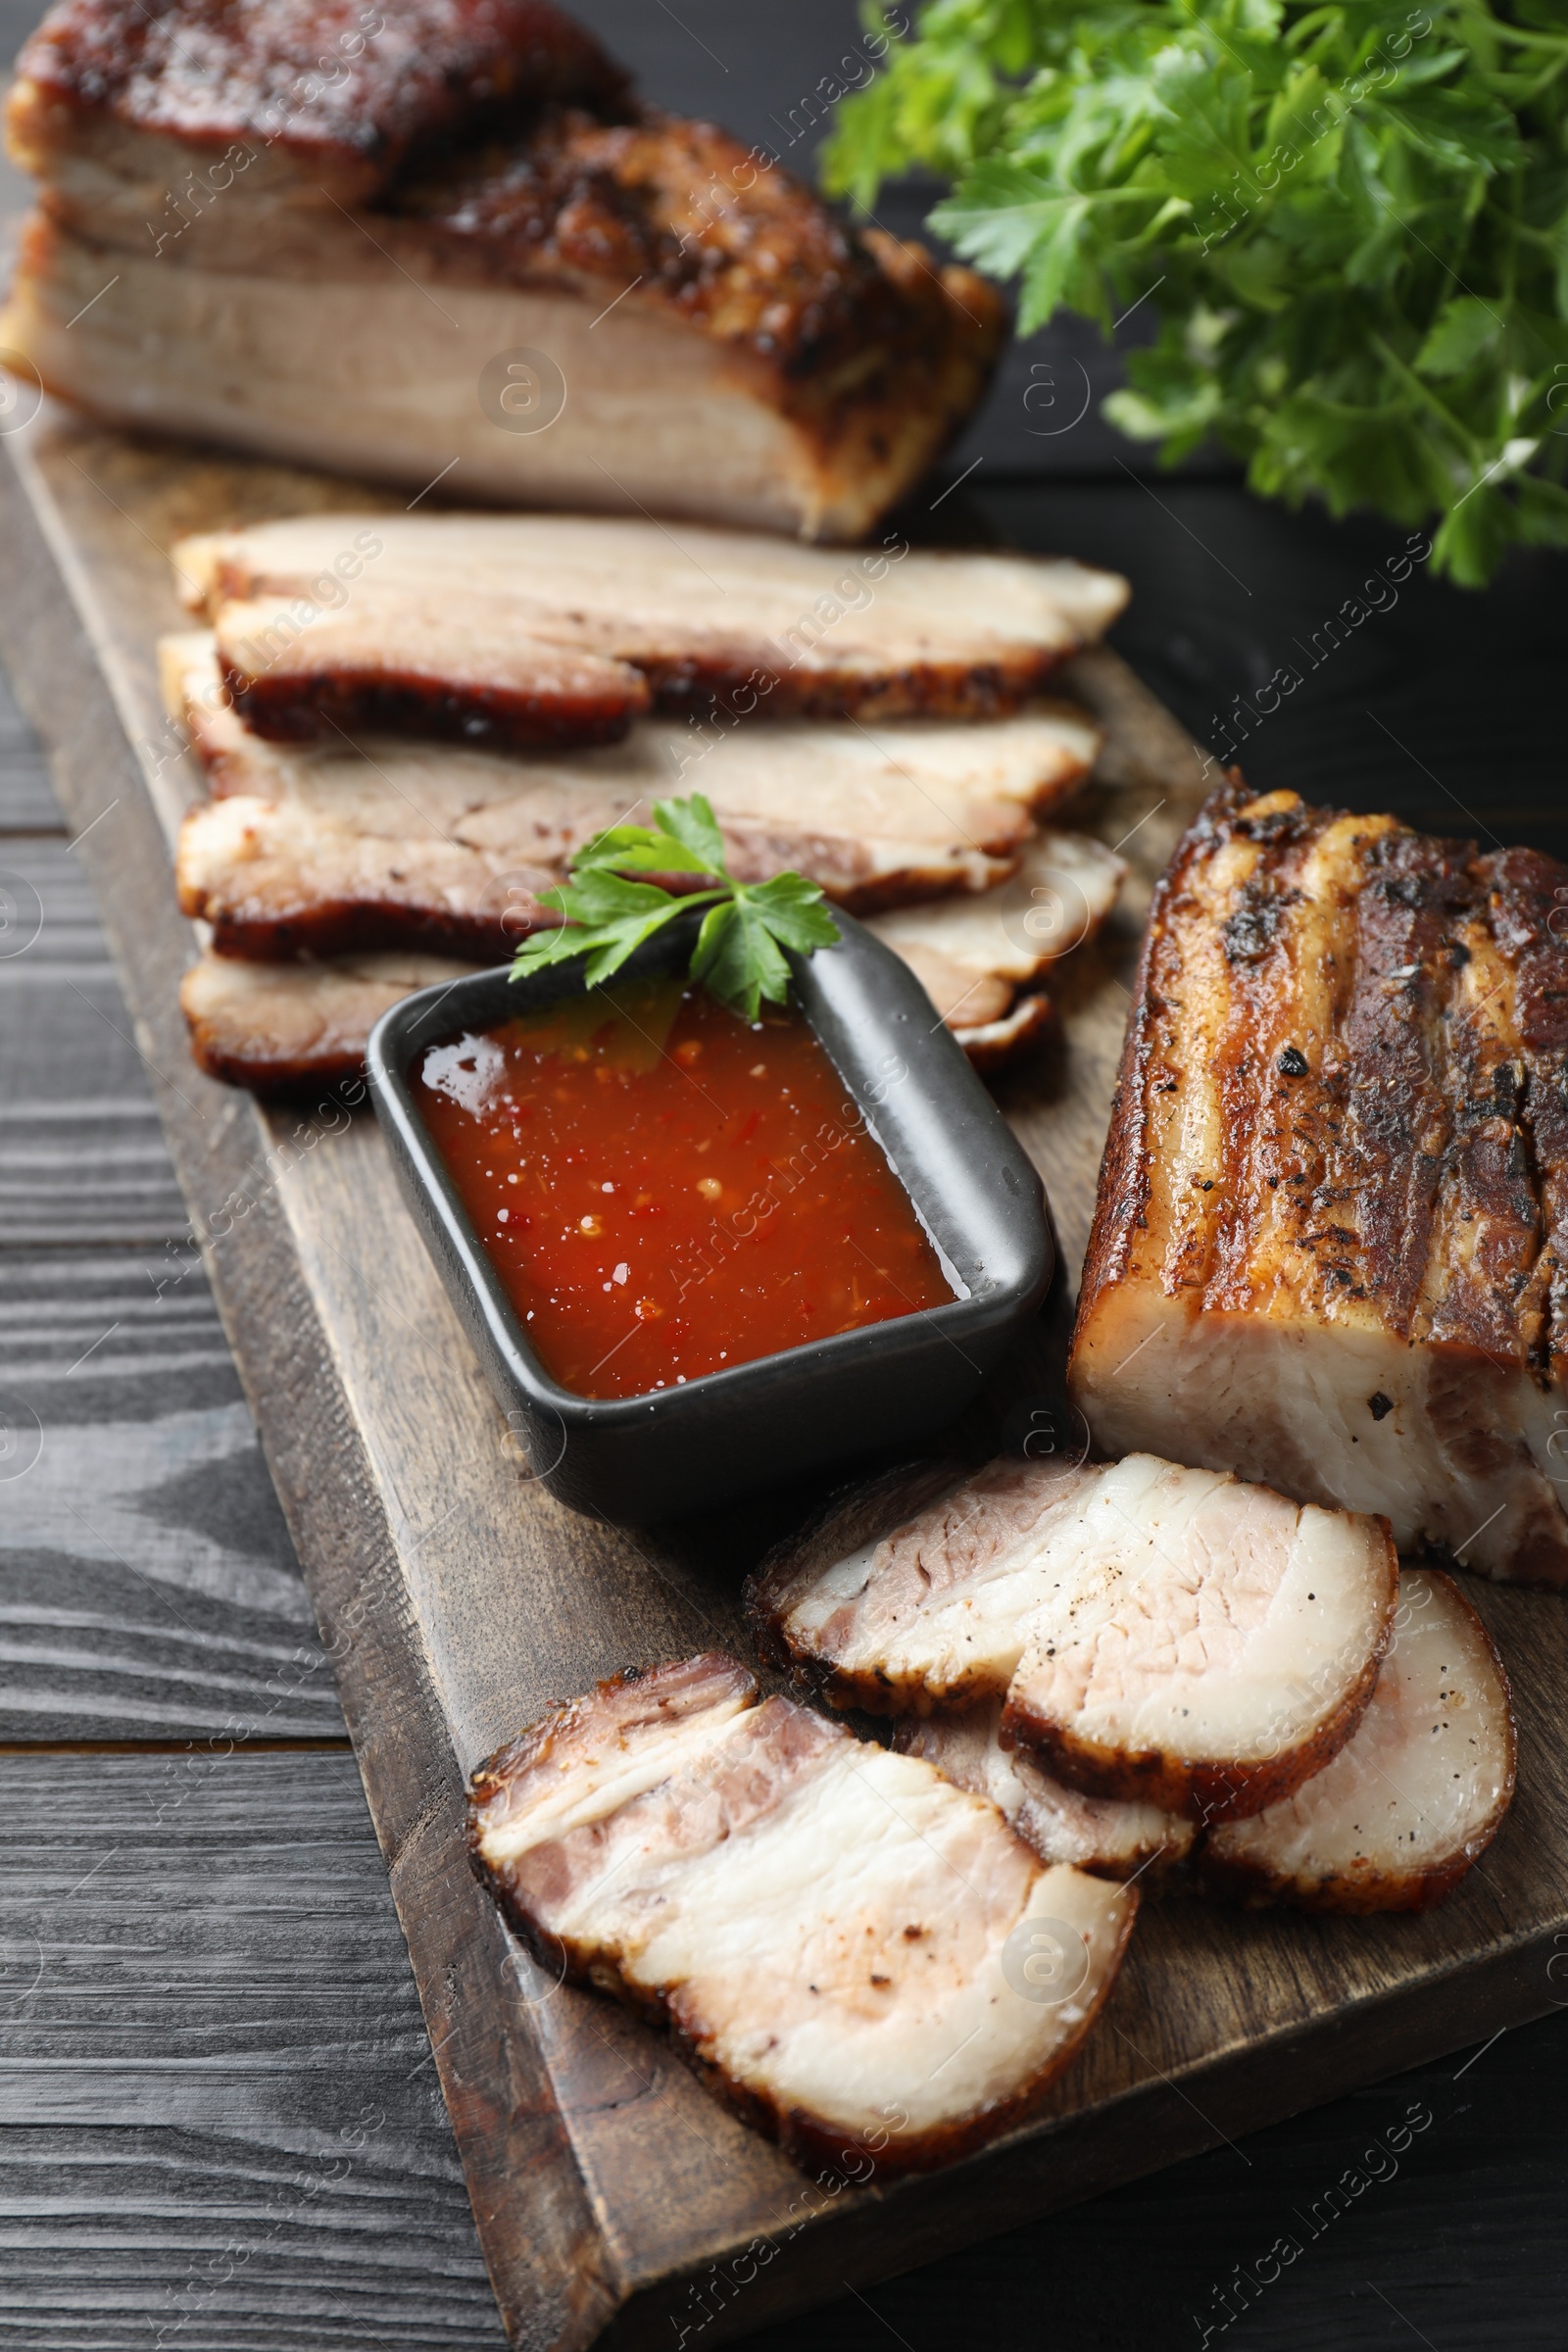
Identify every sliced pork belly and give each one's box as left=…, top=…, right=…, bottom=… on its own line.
left=1200, top=1570, right=1515, bottom=1913
left=467, top=1652, right=1137, bottom=2174
left=165, top=632, right=1104, bottom=959
left=180, top=948, right=479, bottom=1090
left=749, top=1452, right=1397, bottom=1822
left=4, top=4, right=1002, bottom=538
left=898, top=1703, right=1195, bottom=1882
left=172, top=514, right=1128, bottom=721
left=951, top=993, right=1054, bottom=1071
left=216, top=590, right=650, bottom=750
left=867, top=830, right=1126, bottom=1034
left=1068, top=781, right=1568, bottom=1584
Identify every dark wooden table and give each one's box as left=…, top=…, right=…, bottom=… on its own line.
left=3, top=5, right=1567, bottom=2346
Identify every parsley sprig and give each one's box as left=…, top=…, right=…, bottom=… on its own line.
left=825, top=1, right=1568, bottom=584
left=509, top=794, right=841, bottom=1019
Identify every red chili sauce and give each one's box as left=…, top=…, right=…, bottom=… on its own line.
left=412, top=978, right=955, bottom=1399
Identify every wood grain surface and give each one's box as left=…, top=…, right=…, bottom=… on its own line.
left=4, top=407, right=1567, bottom=2352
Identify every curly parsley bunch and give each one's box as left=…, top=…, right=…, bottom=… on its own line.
left=825, top=1, right=1568, bottom=582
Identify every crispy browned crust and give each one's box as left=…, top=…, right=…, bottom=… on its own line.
left=180, top=1012, right=368, bottom=1093
left=1068, top=779, right=1568, bottom=1583
left=1195, top=1571, right=1517, bottom=1911
left=11, top=0, right=630, bottom=193
left=199, top=898, right=542, bottom=963
left=1483, top=847, right=1568, bottom=1390
left=1073, top=777, right=1568, bottom=1366
left=636, top=648, right=1058, bottom=727
left=220, top=659, right=646, bottom=751
left=744, top=1459, right=976, bottom=1709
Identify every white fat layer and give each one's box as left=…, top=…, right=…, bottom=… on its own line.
left=612, top=1742, right=1130, bottom=2136
left=7, top=242, right=831, bottom=534
left=1008, top=1463, right=1389, bottom=1763
left=1207, top=1569, right=1512, bottom=1888
left=867, top=831, right=1124, bottom=981
left=474, top=1694, right=754, bottom=1865
left=1072, top=1292, right=1567, bottom=1584
left=176, top=512, right=1127, bottom=656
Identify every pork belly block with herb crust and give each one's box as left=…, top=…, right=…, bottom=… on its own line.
left=1068, top=781, right=1568, bottom=1584
left=466, top=1652, right=1137, bottom=2175
left=175, top=514, right=1129, bottom=723
left=3, top=0, right=1004, bottom=537
left=749, top=1452, right=1398, bottom=1823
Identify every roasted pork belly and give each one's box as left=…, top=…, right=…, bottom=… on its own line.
left=467, top=1651, right=1137, bottom=2174
left=175, top=514, right=1129, bottom=723
left=1201, top=1569, right=1514, bottom=1912
left=904, top=1567, right=1512, bottom=1912
left=4, top=2, right=1004, bottom=537
left=180, top=947, right=478, bottom=1089
left=1068, top=782, right=1568, bottom=1584
left=216, top=589, right=650, bottom=749
left=898, top=1703, right=1196, bottom=1882
left=166, top=630, right=1105, bottom=961
left=866, top=830, right=1126, bottom=1032
left=948, top=993, right=1054, bottom=1071
left=749, top=1452, right=1397, bottom=1822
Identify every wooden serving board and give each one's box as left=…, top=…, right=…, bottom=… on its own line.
left=4, top=414, right=1565, bottom=2352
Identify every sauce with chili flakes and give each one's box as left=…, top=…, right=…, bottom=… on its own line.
left=413, top=978, right=955, bottom=1399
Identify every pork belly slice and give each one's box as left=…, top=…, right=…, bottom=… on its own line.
left=903, top=1567, right=1513, bottom=1912
left=5, top=5, right=1002, bottom=539
left=951, top=993, right=1054, bottom=1072
left=1067, top=781, right=1568, bottom=1584
left=180, top=948, right=479, bottom=1091
left=164, top=628, right=1100, bottom=844
left=216, top=591, right=650, bottom=750
left=467, top=1652, right=1137, bottom=2175
left=164, top=631, right=1102, bottom=946
left=1200, top=1570, right=1515, bottom=1913
left=867, top=830, right=1126, bottom=1032
left=749, top=1452, right=1397, bottom=1822
left=898, top=1704, right=1196, bottom=1884
left=172, top=514, right=1128, bottom=721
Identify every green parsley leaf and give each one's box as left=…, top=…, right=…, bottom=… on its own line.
left=824, top=1, right=1568, bottom=584
left=510, top=798, right=840, bottom=1015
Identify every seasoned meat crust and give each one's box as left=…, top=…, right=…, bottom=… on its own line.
left=1068, top=780, right=1568, bottom=1584
left=467, top=1652, right=1138, bottom=2177
left=4, top=3, right=1006, bottom=535
left=10, top=0, right=630, bottom=196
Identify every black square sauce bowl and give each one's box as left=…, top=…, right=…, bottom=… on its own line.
left=367, top=912, right=1053, bottom=1525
